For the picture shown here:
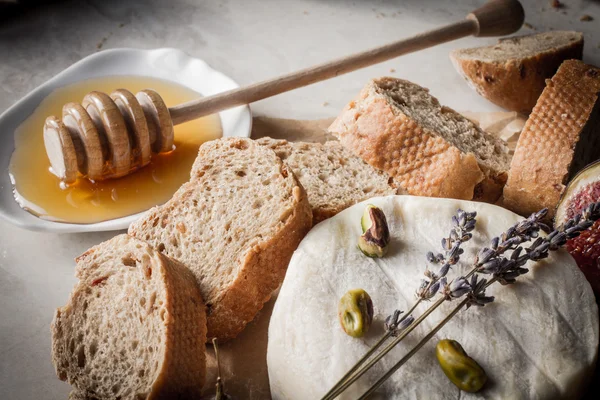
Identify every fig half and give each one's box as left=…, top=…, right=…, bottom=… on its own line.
left=555, top=160, right=600, bottom=227
left=556, top=160, right=600, bottom=293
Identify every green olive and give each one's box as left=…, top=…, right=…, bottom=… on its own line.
left=338, top=289, right=374, bottom=338
left=436, top=339, right=487, bottom=393
left=358, top=205, right=390, bottom=258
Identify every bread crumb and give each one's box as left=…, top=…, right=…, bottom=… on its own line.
left=580, top=15, right=593, bottom=22
left=96, top=31, right=113, bottom=50
left=550, top=0, right=563, bottom=9
left=96, top=37, right=107, bottom=49
left=322, top=102, right=329, bottom=107
left=303, top=11, right=309, bottom=15
left=390, top=68, right=396, bottom=73
left=524, top=22, right=535, bottom=30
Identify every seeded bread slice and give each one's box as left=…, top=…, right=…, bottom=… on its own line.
left=129, top=137, right=313, bottom=341
left=51, top=234, right=207, bottom=400
left=451, top=31, right=583, bottom=113
left=503, top=60, right=600, bottom=219
left=256, top=137, right=398, bottom=224
left=328, top=77, right=512, bottom=202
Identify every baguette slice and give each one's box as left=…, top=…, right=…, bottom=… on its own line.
left=503, top=60, right=600, bottom=219
left=451, top=31, right=583, bottom=113
left=129, top=137, right=312, bottom=341
left=51, top=235, right=207, bottom=400
left=328, top=77, right=511, bottom=202
left=256, top=137, right=398, bottom=223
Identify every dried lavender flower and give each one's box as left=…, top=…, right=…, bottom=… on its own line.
left=476, top=247, right=495, bottom=264
left=418, top=209, right=477, bottom=300
left=491, top=237, right=500, bottom=250
left=426, top=252, right=436, bottom=263
left=466, top=275, right=494, bottom=308
left=437, top=263, right=451, bottom=279
left=385, top=310, right=415, bottom=337
left=441, top=277, right=471, bottom=300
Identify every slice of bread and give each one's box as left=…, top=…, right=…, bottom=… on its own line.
left=451, top=31, right=583, bottom=113
left=503, top=60, right=600, bottom=219
left=51, top=235, right=207, bottom=400
left=328, top=77, right=511, bottom=202
left=256, top=137, right=398, bottom=223
left=129, top=137, right=312, bottom=341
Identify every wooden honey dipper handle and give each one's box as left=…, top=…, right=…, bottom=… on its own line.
left=168, top=0, right=524, bottom=125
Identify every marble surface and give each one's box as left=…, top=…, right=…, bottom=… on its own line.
left=0, top=0, right=599, bottom=399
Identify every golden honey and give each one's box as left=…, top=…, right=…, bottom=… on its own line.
left=9, top=76, right=222, bottom=224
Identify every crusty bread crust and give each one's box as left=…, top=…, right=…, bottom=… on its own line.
left=52, top=235, right=207, bottom=400
left=130, top=138, right=313, bottom=341
left=451, top=33, right=583, bottom=113
left=150, top=246, right=207, bottom=400
left=328, top=79, right=503, bottom=201
left=503, top=60, right=600, bottom=218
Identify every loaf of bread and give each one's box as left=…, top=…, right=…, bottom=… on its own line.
left=129, top=137, right=313, bottom=341
left=451, top=31, right=583, bottom=113
left=51, top=235, right=207, bottom=400
left=503, top=60, right=600, bottom=219
left=328, top=77, right=511, bottom=202
left=257, top=137, right=398, bottom=223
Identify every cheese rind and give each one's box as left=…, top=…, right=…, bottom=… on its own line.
left=267, top=195, right=599, bottom=399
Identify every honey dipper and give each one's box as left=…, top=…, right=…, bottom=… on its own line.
left=43, top=0, right=524, bottom=184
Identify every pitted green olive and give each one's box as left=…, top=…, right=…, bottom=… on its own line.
left=338, top=289, right=374, bottom=338
left=436, top=339, right=487, bottom=393
left=358, top=205, right=390, bottom=258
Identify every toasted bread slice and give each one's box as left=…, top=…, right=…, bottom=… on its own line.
left=51, top=235, right=207, bottom=400
left=503, top=60, right=600, bottom=219
left=257, top=137, right=398, bottom=223
left=328, top=77, right=511, bottom=202
left=129, top=137, right=312, bottom=341
left=451, top=31, right=583, bottom=113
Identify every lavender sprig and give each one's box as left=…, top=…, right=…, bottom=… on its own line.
left=418, top=209, right=476, bottom=300
left=492, top=203, right=600, bottom=285
left=389, top=210, right=477, bottom=332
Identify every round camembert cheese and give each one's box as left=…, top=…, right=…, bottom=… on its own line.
left=267, top=196, right=598, bottom=399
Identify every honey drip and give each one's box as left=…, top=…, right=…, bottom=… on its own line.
left=9, top=76, right=222, bottom=224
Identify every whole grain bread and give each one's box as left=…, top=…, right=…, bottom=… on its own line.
left=51, top=235, right=207, bottom=400
left=256, top=137, right=398, bottom=223
left=328, top=77, right=512, bottom=202
left=451, top=31, right=583, bottom=113
left=129, top=137, right=313, bottom=341
left=503, top=60, right=600, bottom=219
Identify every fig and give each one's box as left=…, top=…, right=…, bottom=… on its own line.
left=555, top=161, right=600, bottom=293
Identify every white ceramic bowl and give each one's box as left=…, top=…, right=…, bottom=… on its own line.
left=0, top=48, right=252, bottom=233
